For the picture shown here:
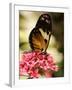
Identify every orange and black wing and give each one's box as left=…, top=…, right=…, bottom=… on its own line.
left=29, top=28, right=47, bottom=51
left=29, top=14, right=52, bottom=52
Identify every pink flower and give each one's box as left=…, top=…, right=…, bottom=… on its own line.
left=19, top=51, right=59, bottom=78
left=28, top=69, right=40, bottom=78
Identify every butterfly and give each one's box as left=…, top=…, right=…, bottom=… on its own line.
left=29, top=14, right=52, bottom=52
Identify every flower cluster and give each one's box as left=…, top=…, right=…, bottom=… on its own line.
left=19, top=51, right=59, bottom=78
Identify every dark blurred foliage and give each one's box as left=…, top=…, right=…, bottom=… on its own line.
left=50, top=13, right=64, bottom=77
left=50, top=13, right=64, bottom=50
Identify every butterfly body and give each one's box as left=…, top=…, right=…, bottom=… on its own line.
left=29, top=14, right=52, bottom=52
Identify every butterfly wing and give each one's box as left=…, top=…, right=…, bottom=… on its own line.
left=29, top=28, right=46, bottom=51
left=39, top=28, right=51, bottom=52
left=29, top=14, right=52, bottom=52
left=29, top=28, right=51, bottom=52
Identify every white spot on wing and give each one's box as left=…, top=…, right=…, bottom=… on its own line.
left=39, top=28, right=50, bottom=40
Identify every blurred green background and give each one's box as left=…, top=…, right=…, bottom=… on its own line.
left=19, top=11, right=64, bottom=77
